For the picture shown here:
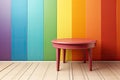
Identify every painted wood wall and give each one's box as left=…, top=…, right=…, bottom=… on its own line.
left=0, top=0, right=120, bottom=61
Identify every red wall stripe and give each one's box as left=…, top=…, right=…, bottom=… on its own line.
left=101, top=0, right=117, bottom=60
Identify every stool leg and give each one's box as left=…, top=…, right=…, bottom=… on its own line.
left=56, top=48, right=60, bottom=71
left=88, top=48, right=92, bottom=71
left=63, top=49, right=66, bottom=63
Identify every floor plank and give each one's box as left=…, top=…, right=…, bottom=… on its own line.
left=57, top=62, right=70, bottom=80
left=69, top=62, right=73, bottom=80
left=43, top=62, right=57, bottom=80
left=0, top=63, right=19, bottom=79
left=95, top=62, right=118, bottom=80
left=28, top=62, right=49, bottom=80
left=19, top=62, right=39, bottom=80
left=0, top=61, right=119, bottom=80
left=12, top=63, right=32, bottom=80
left=72, top=62, right=85, bottom=80
left=107, top=62, right=120, bottom=79
left=82, top=62, right=102, bottom=80
left=0, top=62, right=13, bottom=72
left=2, top=63, right=26, bottom=80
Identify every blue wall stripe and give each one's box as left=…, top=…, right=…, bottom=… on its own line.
left=28, top=0, right=44, bottom=60
left=11, top=0, right=27, bottom=60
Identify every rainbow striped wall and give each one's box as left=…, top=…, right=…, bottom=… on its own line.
left=0, top=0, right=120, bottom=61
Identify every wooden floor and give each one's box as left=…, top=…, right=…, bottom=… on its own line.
left=0, top=61, right=120, bottom=80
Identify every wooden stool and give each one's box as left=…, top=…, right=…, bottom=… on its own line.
left=52, top=38, right=96, bottom=71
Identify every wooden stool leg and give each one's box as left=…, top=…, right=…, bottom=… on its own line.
left=63, top=49, right=66, bottom=63
left=56, top=48, right=60, bottom=71
left=88, top=48, right=92, bottom=71
left=83, top=49, right=86, bottom=63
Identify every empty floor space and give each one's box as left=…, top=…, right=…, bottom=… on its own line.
left=0, top=61, right=120, bottom=80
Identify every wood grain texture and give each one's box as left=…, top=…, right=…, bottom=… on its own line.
left=0, top=62, right=13, bottom=72
left=12, top=63, right=32, bottom=80
left=2, top=63, right=26, bottom=80
left=57, top=62, right=70, bottom=80
left=29, top=63, right=49, bottom=80
left=72, top=63, right=85, bottom=80
left=19, top=63, right=39, bottom=80
left=0, top=61, right=120, bottom=80
left=43, top=62, right=57, bottom=80
left=95, top=62, right=118, bottom=80
left=0, top=63, right=19, bottom=79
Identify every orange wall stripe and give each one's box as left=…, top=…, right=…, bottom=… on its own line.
left=117, top=0, right=120, bottom=60
left=86, top=0, right=101, bottom=60
left=101, top=0, right=117, bottom=60
left=72, top=0, right=86, bottom=61
left=57, top=0, right=72, bottom=61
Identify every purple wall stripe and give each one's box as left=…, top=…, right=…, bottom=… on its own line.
left=0, top=0, right=11, bottom=60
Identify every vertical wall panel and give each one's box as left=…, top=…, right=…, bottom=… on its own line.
left=57, top=0, right=72, bottom=61
left=101, top=0, right=117, bottom=60
left=28, top=0, right=44, bottom=61
left=117, top=0, right=120, bottom=60
left=0, top=0, right=11, bottom=60
left=44, top=0, right=57, bottom=60
left=72, top=0, right=86, bottom=61
left=86, top=0, right=101, bottom=60
left=11, top=0, right=27, bottom=60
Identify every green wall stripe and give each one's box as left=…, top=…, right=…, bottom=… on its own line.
left=44, top=0, right=57, bottom=60
left=28, top=0, right=44, bottom=60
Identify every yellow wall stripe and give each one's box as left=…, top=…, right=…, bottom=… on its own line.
left=57, top=0, right=72, bottom=61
